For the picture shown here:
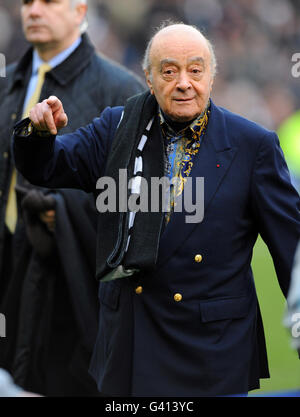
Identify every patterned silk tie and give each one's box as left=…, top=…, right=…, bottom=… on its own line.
left=5, top=63, right=51, bottom=234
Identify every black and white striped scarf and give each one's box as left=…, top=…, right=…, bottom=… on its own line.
left=102, top=115, right=155, bottom=281
left=96, top=91, right=165, bottom=282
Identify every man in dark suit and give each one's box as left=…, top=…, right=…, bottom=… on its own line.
left=0, top=0, right=144, bottom=396
left=13, top=23, right=300, bottom=396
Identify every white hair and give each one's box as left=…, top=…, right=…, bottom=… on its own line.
left=142, top=21, right=217, bottom=79
left=71, top=0, right=88, bottom=33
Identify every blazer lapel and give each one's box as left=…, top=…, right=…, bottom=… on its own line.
left=157, top=101, right=238, bottom=267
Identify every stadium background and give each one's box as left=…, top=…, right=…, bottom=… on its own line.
left=0, top=0, right=299, bottom=395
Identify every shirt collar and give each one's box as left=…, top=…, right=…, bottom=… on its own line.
left=159, top=99, right=211, bottom=139
left=32, top=36, right=82, bottom=75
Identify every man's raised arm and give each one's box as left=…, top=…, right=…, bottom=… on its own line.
left=13, top=96, right=114, bottom=193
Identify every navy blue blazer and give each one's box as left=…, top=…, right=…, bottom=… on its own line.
left=13, top=100, right=300, bottom=396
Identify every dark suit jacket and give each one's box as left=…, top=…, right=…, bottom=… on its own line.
left=13, top=99, right=300, bottom=396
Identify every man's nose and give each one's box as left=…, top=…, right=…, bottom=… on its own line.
left=176, top=72, right=191, bottom=91
left=28, top=0, right=43, bottom=17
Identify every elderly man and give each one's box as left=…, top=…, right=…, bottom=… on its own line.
left=13, top=23, right=300, bottom=397
left=0, top=0, right=143, bottom=396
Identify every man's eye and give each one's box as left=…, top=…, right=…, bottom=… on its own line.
left=162, top=69, right=177, bottom=78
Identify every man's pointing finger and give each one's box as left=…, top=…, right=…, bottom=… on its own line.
left=46, top=96, right=62, bottom=111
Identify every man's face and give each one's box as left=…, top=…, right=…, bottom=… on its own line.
left=21, top=0, right=83, bottom=48
left=145, top=27, right=214, bottom=122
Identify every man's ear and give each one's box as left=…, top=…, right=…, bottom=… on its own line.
left=75, top=3, right=87, bottom=27
left=144, top=70, right=154, bottom=95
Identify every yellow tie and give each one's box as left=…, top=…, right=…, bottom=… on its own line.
left=5, top=63, right=51, bottom=234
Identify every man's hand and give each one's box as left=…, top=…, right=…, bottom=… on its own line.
left=29, top=95, right=68, bottom=135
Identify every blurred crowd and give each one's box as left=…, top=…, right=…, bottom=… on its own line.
left=1, top=0, right=300, bottom=131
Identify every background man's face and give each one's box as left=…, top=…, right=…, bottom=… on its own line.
left=145, top=27, right=214, bottom=122
left=21, top=0, right=82, bottom=48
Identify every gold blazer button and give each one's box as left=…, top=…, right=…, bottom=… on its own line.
left=174, top=293, right=183, bottom=302
left=194, top=254, right=203, bottom=263
left=135, top=286, right=143, bottom=295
